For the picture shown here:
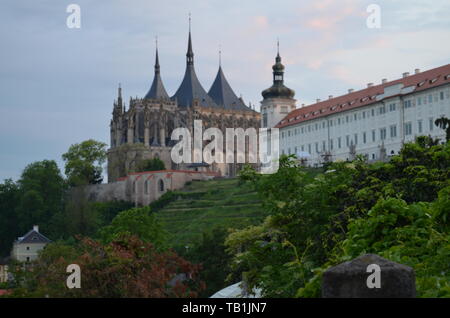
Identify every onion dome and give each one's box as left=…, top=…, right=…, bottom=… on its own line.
left=262, top=47, right=295, bottom=100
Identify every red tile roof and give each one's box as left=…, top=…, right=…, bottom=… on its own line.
left=276, top=64, right=450, bottom=129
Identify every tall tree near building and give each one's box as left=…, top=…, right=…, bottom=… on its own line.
left=17, top=160, right=65, bottom=234
left=0, top=179, right=20, bottom=257
left=62, top=139, right=107, bottom=186
left=435, top=116, right=450, bottom=141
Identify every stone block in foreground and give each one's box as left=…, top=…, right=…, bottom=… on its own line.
left=322, top=254, right=416, bottom=298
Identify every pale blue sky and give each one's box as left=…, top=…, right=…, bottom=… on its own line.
left=1, top=0, right=449, bottom=181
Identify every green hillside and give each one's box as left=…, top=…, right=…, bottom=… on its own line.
left=154, top=178, right=267, bottom=249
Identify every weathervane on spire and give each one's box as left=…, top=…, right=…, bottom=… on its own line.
left=219, top=44, right=222, bottom=67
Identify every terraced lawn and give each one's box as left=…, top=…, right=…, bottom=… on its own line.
left=154, top=178, right=267, bottom=249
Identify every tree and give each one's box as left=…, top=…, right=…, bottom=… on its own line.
left=435, top=116, right=450, bottom=141
left=16, top=160, right=65, bottom=235
left=62, top=187, right=102, bottom=238
left=0, top=179, right=20, bottom=257
left=183, top=227, right=233, bottom=297
left=136, top=158, right=166, bottom=172
left=62, top=139, right=107, bottom=186
left=98, top=206, right=168, bottom=250
left=8, top=236, right=204, bottom=298
left=227, top=139, right=450, bottom=297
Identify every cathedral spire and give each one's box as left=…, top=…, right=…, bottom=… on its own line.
left=186, top=13, right=194, bottom=66
left=171, top=14, right=217, bottom=108
left=117, top=83, right=122, bottom=107
left=208, top=49, right=251, bottom=111
left=144, top=39, right=169, bottom=100
left=155, top=36, right=160, bottom=75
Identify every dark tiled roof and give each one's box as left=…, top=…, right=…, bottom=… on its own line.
left=172, top=64, right=218, bottom=108
left=208, top=66, right=251, bottom=111
left=171, top=31, right=218, bottom=108
left=16, top=230, right=51, bottom=244
left=145, top=48, right=169, bottom=100
left=276, top=63, right=450, bottom=129
left=145, top=74, right=169, bottom=100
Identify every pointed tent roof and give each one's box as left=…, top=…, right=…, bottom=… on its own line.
left=145, top=45, right=169, bottom=100
left=208, top=66, right=251, bottom=111
left=171, top=27, right=218, bottom=108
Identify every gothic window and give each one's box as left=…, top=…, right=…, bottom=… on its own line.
left=158, top=179, right=165, bottom=192
left=144, top=180, right=149, bottom=194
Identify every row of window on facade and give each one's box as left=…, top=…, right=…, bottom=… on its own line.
left=281, top=89, right=449, bottom=139
left=282, top=117, right=438, bottom=156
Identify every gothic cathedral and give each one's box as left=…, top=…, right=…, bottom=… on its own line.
left=108, top=28, right=261, bottom=182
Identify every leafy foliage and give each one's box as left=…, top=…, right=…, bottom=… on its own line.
left=136, top=158, right=166, bottom=172
left=182, top=227, right=233, bottom=297
left=62, top=139, right=107, bottom=186
left=98, top=206, right=168, bottom=250
left=227, top=138, right=450, bottom=297
left=8, top=235, right=204, bottom=298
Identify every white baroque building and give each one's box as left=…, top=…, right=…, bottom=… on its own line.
left=261, top=56, right=450, bottom=166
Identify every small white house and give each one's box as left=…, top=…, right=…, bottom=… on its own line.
left=11, top=225, right=51, bottom=263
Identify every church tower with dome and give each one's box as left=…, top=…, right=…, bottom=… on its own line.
left=260, top=43, right=296, bottom=129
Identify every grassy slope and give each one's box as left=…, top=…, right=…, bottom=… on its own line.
left=155, top=178, right=267, bottom=249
